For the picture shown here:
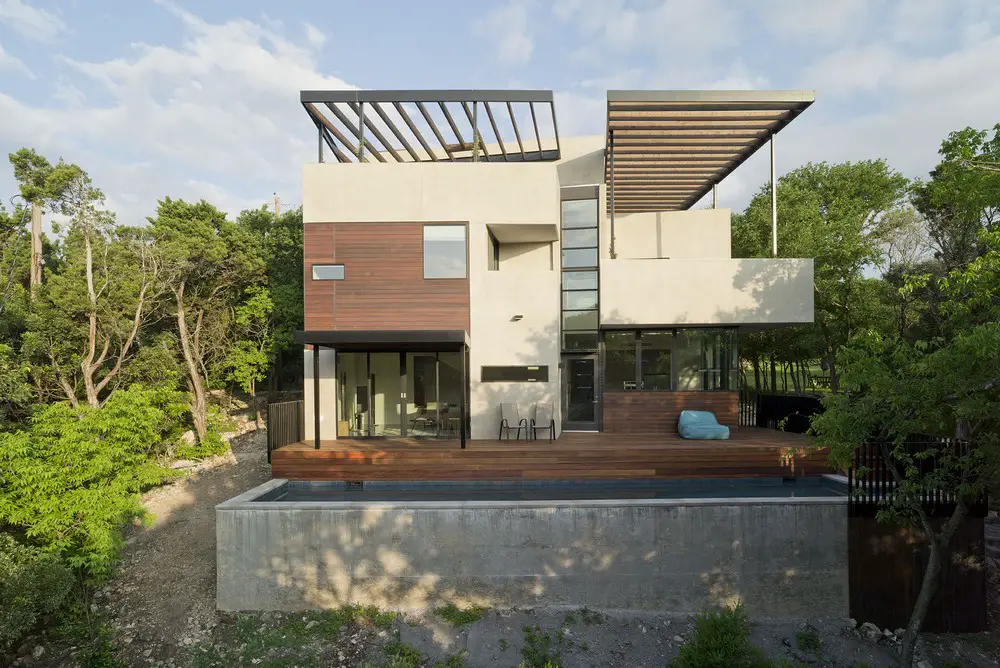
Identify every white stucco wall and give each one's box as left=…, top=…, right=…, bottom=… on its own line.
left=469, top=222, right=561, bottom=440
left=303, top=162, right=560, bottom=224
left=303, top=347, right=337, bottom=441
left=601, top=258, right=815, bottom=327
left=609, top=209, right=732, bottom=260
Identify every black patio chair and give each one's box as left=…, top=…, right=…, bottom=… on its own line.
left=530, top=402, right=555, bottom=442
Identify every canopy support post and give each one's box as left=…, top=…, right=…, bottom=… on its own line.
left=771, top=135, right=778, bottom=257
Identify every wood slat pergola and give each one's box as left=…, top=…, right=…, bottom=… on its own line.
left=605, top=90, right=815, bottom=256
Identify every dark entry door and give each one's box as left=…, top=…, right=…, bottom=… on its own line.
left=563, top=354, right=598, bottom=431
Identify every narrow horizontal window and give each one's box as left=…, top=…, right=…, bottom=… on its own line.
left=561, top=199, right=598, bottom=229
left=562, top=228, right=597, bottom=249
left=481, top=365, right=549, bottom=382
left=563, top=290, right=598, bottom=310
left=312, top=264, right=345, bottom=280
left=562, top=248, right=598, bottom=269
left=562, top=270, right=598, bottom=291
left=563, top=331, right=598, bottom=351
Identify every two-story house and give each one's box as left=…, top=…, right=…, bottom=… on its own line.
left=279, top=88, right=816, bottom=478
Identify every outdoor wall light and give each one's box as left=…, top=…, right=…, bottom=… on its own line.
left=510, top=314, right=524, bottom=322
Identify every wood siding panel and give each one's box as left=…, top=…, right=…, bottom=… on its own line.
left=270, top=429, right=831, bottom=481
left=603, top=391, right=738, bottom=434
left=303, top=222, right=470, bottom=332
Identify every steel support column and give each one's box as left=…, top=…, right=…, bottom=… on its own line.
left=318, top=126, right=324, bottom=163
left=459, top=345, right=468, bottom=449
left=713, top=183, right=718, bottom=209
left=609, top=129, right=617, bottom=259
left=771, top=135, right=777, bottom=257
left=472, top=101, right=479, bottom=163
left=313, top=344, right=321, bottom=449
left=358, top=102, right=365, bottom=161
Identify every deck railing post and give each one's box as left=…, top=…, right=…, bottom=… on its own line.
left=313, top=344, right=321, bottom=449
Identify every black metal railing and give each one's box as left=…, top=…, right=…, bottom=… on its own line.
left=266, top=400, right=304, bottom=463
left=738, top=389, right=823, bottom=434
left=848, top=437, right=988, bottom=518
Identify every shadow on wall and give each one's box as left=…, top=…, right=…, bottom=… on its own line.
left=217, top=497, right=849, bottom=621
left=472, top=319, right=561, bottom=440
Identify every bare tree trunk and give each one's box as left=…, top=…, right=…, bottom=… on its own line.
left=252, top=379, right=263, bottom=429
left=829, top=357, right=839, bottom=393
left=770, top=355, right=777, bottom=394
left=900, top=501, right=968, bottom=666
left=81, top=228, right=101, bottom=408
left=175, top=282, right=209, bottom=441
left=752, top=357, right=761, bottom=392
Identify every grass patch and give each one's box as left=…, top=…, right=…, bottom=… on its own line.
left=669, top=605, right=792, bottom=668
left=188, top=606, right=394, bottom=668
left=520, top=624, right=564, bottom=668
left=795, top=627, right=822, bottom=653
left=580, top=607, right=606, bottom=625
left=433, top=603, right=487, bottom=627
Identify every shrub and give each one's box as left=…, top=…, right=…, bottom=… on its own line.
left=0, top=533, right=74, bottom=654
left=175, top=428, right=229, bottom=460
left=670, top=605, right=777, bottom=668
left=0, top=385, right=182, bottom=576
left=434, top=603, right=487, bottom=627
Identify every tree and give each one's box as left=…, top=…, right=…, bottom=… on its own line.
left=812, top=228, right=1000, bottom=666
left=20, top=168, right=161, bottom=408
left=225, top=285, right=274, bottom=427
left=913, top=124, right=1000, bottom=270
left=149, top=198, right=264, bottom=441
left=734, top=161, right=909, bottom=391
left=235, top=205, right=303, bottom=389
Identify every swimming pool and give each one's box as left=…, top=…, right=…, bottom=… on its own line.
left=268, top=477, right=847, bottom=503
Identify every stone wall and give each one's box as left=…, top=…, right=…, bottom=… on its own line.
left=217, top=481, right=848, bottom=616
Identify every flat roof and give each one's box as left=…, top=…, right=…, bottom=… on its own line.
left=301, top=89, right=561, bottom=163
left=294, top=329, right=469, bottom=352
left=606, top=89, right=815, bottom=213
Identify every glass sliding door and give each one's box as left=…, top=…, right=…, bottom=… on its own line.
left=563, top=354, right=598, bottom=430
left=337, top=352, right=369, bottom=437
left=438, top=352, right=464, bottom=438
left=369, top=352, right=403, bottom=436
left=406, top=353, right=439, bottom=437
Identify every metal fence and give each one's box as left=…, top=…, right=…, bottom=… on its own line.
left=738, top=389, right=823, bottom=434
left=848, top=437, right=988, bottom=518
left=266, top=400, right=304, bottom=463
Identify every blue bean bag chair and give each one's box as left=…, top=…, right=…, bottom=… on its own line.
left=677, top=410, right=730, bottom=440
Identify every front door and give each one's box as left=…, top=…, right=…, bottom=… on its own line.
left=563, top=354, right=599, bottom=431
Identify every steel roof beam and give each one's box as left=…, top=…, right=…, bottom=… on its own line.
left=325, top=103, right=386, bottom=162
left=393, top=101, right=439, bottom=162
left=370, top=102, right=421, bottom=161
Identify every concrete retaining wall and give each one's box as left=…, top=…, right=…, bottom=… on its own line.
left=217, top=480, right=848, bottom=616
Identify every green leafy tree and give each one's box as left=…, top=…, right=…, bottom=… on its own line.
left=734, top=160, right=909, bottom=391
left=0, top=343, right=32, bottom=427
left=0, top=385, right=185, bottom=576
left=913, top=124, right=1000, bottom=270
left=0, top=534, right=74, bottom=655
left=149, top=198, right=265, bottom=440
left=19, top=167, right=161, bottom=408
left=225, top=285, right=274, bottom=427
left=812, top=228, right=1000, bottom=666
left=236, top=205, right=303, bottom=389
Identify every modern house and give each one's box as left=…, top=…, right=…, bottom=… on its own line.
left=274, top=88, right=820, bottom=480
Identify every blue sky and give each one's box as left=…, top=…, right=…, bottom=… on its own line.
left=2, top=0, right=1000, bottom=226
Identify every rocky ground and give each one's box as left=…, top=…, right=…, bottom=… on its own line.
left=14, top=427, right=1000, bottom=667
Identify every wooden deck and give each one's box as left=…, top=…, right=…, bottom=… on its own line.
left=270, top=428, right=832, bottom=481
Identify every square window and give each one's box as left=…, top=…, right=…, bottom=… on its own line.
left=561, top=199, right=598, bottom=229
left=312, top=264, right=345, bottom=280
left=423, top=225, right=467, bottom=279
left=563, top=309, right=598, bottom=331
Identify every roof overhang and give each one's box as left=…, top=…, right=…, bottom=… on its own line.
left=487, top=222, right=559, bottom=243
left=301, top=89, right=561, bottom=163
left=605, top=90, right=815, bottom=213
left=294, top=329, right=469, bottom=352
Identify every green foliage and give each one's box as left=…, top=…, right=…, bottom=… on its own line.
left=225, top=284, right=274, bottom=396
left=434, top=602, right=487, bottom=626
left=8, top=148, right=85, bottom=209
left=190, top=608, right=395, bottom=668
left=55, top=601, right=126, bottom=668
left=734, top=160, right=909, bottom=390
left=0, top=385, right=183, bottom=575
left=521, top=624, right=564, bottom=668
left=669, top=605, right=778, bottom=668
left=0, top=343, right=32, bottom=426
left=175, top=428, right=228, bottom=460
left=795, top=627, right=821, bottom=653
left=0, top=534, right=74, bottom=654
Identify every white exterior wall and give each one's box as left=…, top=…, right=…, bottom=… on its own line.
left=303, top=347, right=337, bottom=440
left=469, top=222, right=561, bottom=440
left=609, top=209, right=732, bottom=260
left=600, top=258, right=814, bottom=327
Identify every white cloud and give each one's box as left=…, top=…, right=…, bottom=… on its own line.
left=304, top=22, right=326, bottom=48
left=0, top=42, right=33, bottom=77
left=804, top=44, right=900, bottom=94
left=475, top=1, right=534, bottom=66
left=0, top=2, right=353, bottom=224
left=762, top=0, right=870, bottom=44
left=0, top=0, right=66, bottom=41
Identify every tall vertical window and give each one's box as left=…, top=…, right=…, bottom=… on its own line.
left=487, top=229, right=500, bottom=271
left=423, top=225, right=467, bottom=279
left=675, top=329, right=738, bottom=391
left=560, top=194, right=599, bottom=351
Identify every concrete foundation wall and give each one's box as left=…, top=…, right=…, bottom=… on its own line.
left=217, top=487, right=847, bottom=616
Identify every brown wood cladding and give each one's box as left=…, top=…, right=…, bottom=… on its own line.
left=270, top=429, right=830, bottom=481
left=603, top=391, right=738, bottom=434
left=304, top=222, right=470, bottom=332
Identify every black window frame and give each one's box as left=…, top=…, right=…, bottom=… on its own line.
left=560, top=187, right=600, bottom=353
left=601, top=327, right=738, bottom=393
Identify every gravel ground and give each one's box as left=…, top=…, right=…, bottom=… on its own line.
left=20, top=429, right=997, bottom=668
